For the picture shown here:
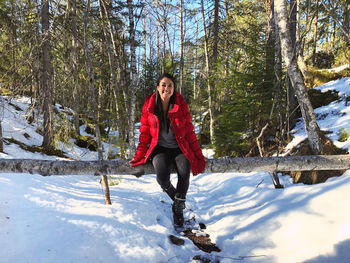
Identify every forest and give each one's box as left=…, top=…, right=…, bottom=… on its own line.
left=0, top=0, right=349, bottom=160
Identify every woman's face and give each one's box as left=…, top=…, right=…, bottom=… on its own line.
left=157, top=77, right=175, bottom=103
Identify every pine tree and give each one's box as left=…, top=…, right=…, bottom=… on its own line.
left=41, top=0, right=54, bottom=151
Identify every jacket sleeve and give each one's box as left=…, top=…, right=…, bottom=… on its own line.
left=182, top=99, right=206, bottom=172
left=133, top=97, right=152, bottom=161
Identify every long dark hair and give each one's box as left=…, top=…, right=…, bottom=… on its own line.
left=155, top=73, right=177, bottom=133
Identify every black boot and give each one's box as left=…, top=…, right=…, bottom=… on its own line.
left=172, top=193, right=186, bottom=227
left=163, top=183, right=176, bottom=201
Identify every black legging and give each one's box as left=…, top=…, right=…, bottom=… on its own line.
left=151, top=145, right=191, bottom=197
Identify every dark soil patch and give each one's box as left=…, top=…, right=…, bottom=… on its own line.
left=5, top=137, right=68, bottom=158
left=308, top=89, right=339, bottom=109
left=183, top=229, right=221, bottom=253
left=75, top=136, right=97, bottom=151
left=286, top=133, right=347, bottom=184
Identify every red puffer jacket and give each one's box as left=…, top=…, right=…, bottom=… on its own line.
left=131, top=92, right=206, bottom=175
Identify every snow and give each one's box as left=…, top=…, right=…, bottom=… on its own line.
left=284, top=77, right=350, bottom=154
left=327, top=64, right=350, bottom=73
left=1, top=78, right=350, bottom=262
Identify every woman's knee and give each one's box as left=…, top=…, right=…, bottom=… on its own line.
left=152, top=153, right=171, bottom=188
left=175, top=154, right=191, bottom=176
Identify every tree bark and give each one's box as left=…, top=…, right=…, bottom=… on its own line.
left=98, top=0, right=128, bottom=159
left=179, top=0, right=184, bottom=94
left=201, top=0, right=215, bottom=145
left=312, top=0, right=319, bottom=65
left=127, top=0, right=137, bottom=158
left=212, top=0, right=219, bottom=66
left=41, top=0, right=54, bottom=150
left=156, top=21, right=160, bottom=72
left=345, top=0, right=350, bottom=43
left=0, top=96, right=3, bottom=152
left=295, top=0, right=310, bottom=79
left=224, top=0, right=230, bottom=99
left=265, top=0, right=276, bottom=92
left=84, top=0, right=111, bottom=205
left=193, top=19, right=198, bottom=100
left=287, top=0, right=297, bottom=132
left=1, top=155, right=350, bottom=176
left=275, top=0, right=323, bottom=155
left=0, top=111, right=3, bottom=152
left=70, top=0, right=80, bottom=136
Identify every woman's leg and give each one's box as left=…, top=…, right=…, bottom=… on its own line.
left=174, top=152, right=191, bottom=198
left=152, top=151, right=171, bottom=190
left=171, top=152, right=190, bottom=226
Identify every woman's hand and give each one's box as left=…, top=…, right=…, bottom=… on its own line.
left=129, top=157, right=138, bottom=164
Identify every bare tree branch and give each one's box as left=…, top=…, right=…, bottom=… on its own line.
left=320, top=0, right=350, bottom=43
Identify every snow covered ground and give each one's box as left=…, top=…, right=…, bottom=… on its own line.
left=284, top=77, right=350, bottom=154
left=1, top=77, right=350, bottom=263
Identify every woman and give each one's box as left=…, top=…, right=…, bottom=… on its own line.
left=130, top=73, right=206, bottom=227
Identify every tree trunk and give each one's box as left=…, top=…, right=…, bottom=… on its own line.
left=127, top=0, right=137, bottom=158
left=258, top=0, right=277, bottom=155
left=275, top=0, right=323, bottom=155
left=212, top=0, right=219, bottom=66
left=71, top=0, right=80, bottom=136
left=179, top=0, right=184, bottom=95
left=224, top=0, right=230, bottom=99
left=162, top=17, right=166, bottom=73
left=98, top=0, right=128, bottom=159
left=210, top=0, right=219, bottom=128
left=84, top=0, right=111, bottom=205
left=157, top=23, right=160, bottom=72
left=265, top=0, right=276, bottom=92
left=0, top=98, right=3, bottom=152
left=295, top=0, right=310, bottom=79
left=312, top=0, right=319, bottom=65
left=201, top=0, right=215, bottom=145
left=1, top=155, right=350, bottom=176
left=344, top=0, right=350, bottom=45
left=287, top=0, right=297, bottom=132
left=290, top=0, right=297, bottom=46
left=274, top=2, right=284, bottom=138
left=41, top=0, right=54, bottom=151
left=193, top=19, right=198, bottom=100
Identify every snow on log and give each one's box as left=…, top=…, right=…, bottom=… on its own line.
left=0, top=155, right=349, bottom=176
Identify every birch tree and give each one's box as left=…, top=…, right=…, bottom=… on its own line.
left=2, top=155, right=350, bottom=176
left=287, top=0, right=297, bottom=131
left=127, top=0, right=137, bottom=158
left=275, top=0, right=323, bottom=155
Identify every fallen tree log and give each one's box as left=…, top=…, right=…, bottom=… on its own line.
left=0, top=155, right=349, bottom=176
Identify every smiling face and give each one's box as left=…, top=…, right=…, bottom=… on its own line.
left=157, top=77, right=175, bottom=104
